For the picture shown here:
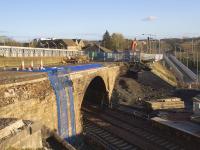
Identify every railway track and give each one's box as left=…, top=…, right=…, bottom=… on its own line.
left=82, top=106, right=186, bottom=150
left=83, top=118, right=139, bottom=150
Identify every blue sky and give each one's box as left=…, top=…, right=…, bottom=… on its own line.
left=0, top=0, right=200, bottom=41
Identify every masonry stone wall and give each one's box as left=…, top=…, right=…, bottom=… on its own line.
left=0, top=78, right=58, bottom=131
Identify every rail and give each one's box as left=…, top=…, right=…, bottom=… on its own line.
left=82, top=106, right=186, bottom=150
left=169, top=54, right=197, bottom=82
left=163, top=54, right=184, bottom=81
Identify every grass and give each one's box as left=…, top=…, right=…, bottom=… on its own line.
left=151, top=61, right=178, bottom=87
left=0, top=57, right=64, bottom=68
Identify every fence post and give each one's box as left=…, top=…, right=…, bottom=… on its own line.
left=21, top=60, right=25, bottom=70
left=10, top=47, right=12, bottom=57
left=40, top=59, right=44, bottom=70
left=30, top=60, right=34, bottom=70
left=92, top=52, right=94, bottom=61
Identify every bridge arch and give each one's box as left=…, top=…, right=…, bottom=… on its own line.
left=81, top=76, right=109, bottom=108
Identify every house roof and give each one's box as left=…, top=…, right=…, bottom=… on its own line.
left=83, top=41, right=93, bottom=47
left=72, top=39, right=83, bottom=44
left=84, top=44, right=112, bottom=53
left=62, top=39, right=77, bottom=46
left=97, top=44, right=112, bottom=53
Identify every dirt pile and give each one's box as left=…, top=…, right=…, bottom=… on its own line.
left=112, top=71, right=174, bottom=106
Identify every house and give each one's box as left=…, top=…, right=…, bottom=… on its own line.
left=73, top=39, right=85, bottom=50
left=62, top=39, right=78, bottom=50
left=83, top=44, right=113, bottom=61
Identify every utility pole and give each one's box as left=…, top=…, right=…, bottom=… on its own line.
left=159, top=39, right=161, bottom=54
left=147, top=37, right=150, bottom=53
left=142, top=34, right=156, bottom=54
left=192, top=39, right=196, bottom=66
left=194, top=42, right=196, bottom=66
left=180, top=47, right=182, bottom=62
left=192, top=39, right=194, bottom=62
left=149, top=38, right=152, bottom=54
left=197, top=51, right=199, bottom=83
left=175, top=44, right=177, bottom=57
left=187, top=49, right=189, bottom=67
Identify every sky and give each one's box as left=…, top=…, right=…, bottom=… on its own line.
left=0, top=0, right=200, bottom=41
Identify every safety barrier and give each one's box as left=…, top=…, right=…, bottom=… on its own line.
left=0, top=46, right=143, bottom=63
left=0, top=46, right=84, bottom=57
left=140, top=53, right=163, bottom=62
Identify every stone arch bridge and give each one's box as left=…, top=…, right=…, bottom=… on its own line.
left=0, top=64, right=121, bottom=142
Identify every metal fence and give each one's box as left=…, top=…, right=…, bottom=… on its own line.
left=86, top=51, right=140, bottom=62
left=0, top=46, right=144, bottom=63
left=0, top=46, right=84, bottom=57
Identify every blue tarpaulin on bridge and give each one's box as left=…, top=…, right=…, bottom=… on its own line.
left=46, top=63, right=103, bottom=143
left=40, top=63, right=103, bottom=73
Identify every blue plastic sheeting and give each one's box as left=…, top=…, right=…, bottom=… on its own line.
left=48, top=70, right=70, bottom=140
left=42, top=63, right=103, bottom=73
left=67, top=82, right=76, bottom=143
left=62, top=63, right=103, bottom=72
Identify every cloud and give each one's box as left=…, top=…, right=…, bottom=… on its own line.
left=142, top=16, right=158, bottom=21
